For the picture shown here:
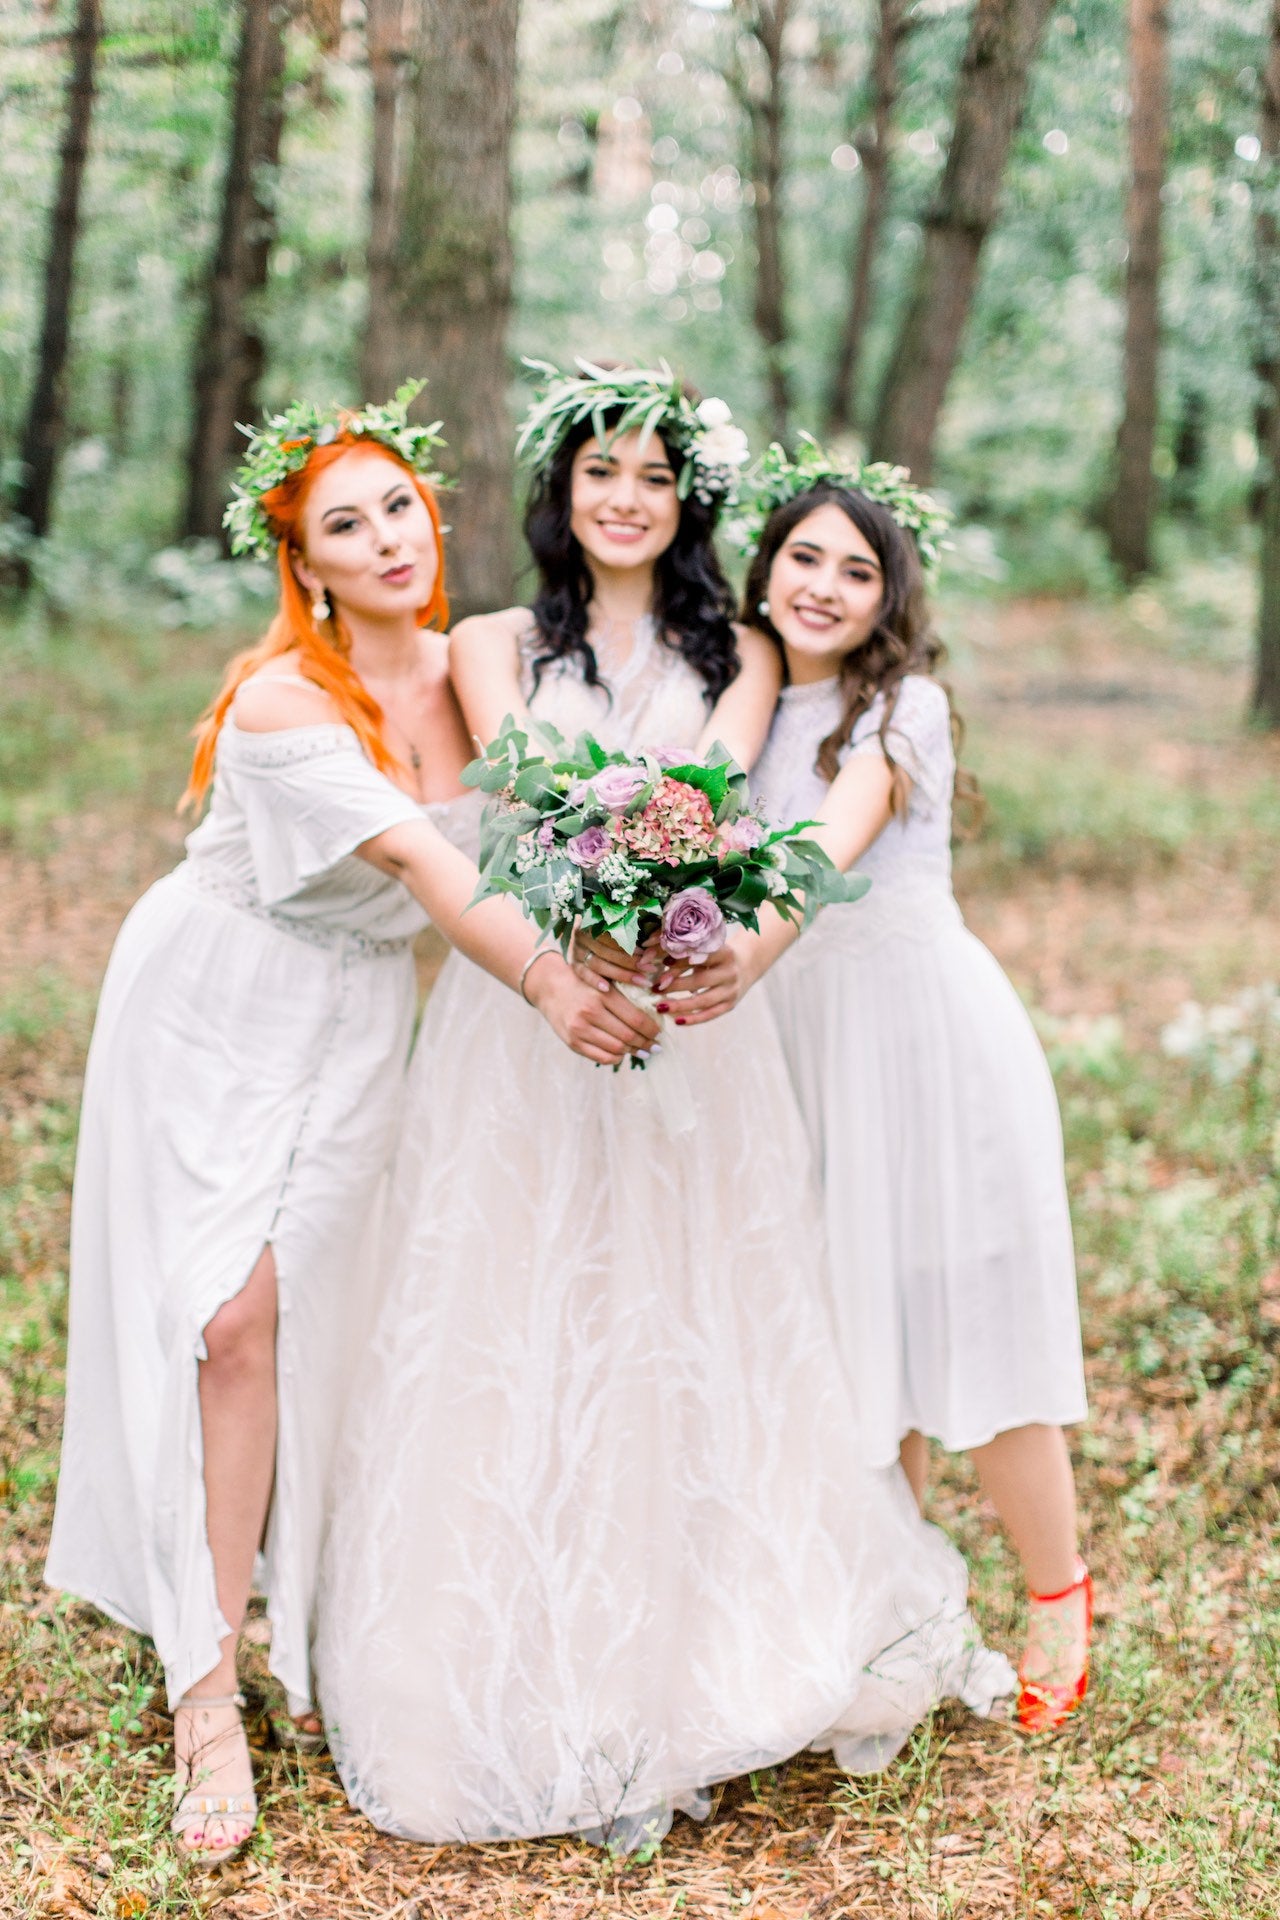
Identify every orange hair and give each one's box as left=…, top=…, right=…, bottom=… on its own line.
left=181, top=435, right=449, bottom=811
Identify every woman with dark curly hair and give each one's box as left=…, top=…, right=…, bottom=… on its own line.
left=727, top=457, right=1091, bottom=1737
left=314, top=367, right=1011, bottom=1849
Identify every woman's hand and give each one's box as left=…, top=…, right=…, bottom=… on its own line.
left=652, top=936, right=752, bottom=1028
left=523, top=951, right=660, bottom=1064
left=571, top=928, right=663, bottom=990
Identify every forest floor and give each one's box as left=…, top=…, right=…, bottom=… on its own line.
left=2, top=576, right=1279, bottom=1919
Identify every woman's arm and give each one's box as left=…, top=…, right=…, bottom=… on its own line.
left=233, top=673, right=656, bottom=1063
left=657, top=751, right=902, bottom=1023
left=358, top=817, right=660, bottom=1064
left=447, top=609, right=535, bottom=746
left=695, top=625, right=782, bottom=769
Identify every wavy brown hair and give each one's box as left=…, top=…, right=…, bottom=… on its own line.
left=742, top=482, right=981, bottom=827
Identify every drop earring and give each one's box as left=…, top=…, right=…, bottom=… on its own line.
left=311, top=591, right=330, bottom=623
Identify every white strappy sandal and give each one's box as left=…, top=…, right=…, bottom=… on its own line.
left=171, top=1691, right=259, bottom=1866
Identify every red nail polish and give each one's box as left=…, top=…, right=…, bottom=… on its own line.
left=656, top=1002, right=669, bottom=1013
left=675, top=1017, right=686, bottom=1025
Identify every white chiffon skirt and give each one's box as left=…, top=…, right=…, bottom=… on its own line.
left=314, top=955, right=1012, bottom=1847
left=766, top=913, right=1088, bottom=1468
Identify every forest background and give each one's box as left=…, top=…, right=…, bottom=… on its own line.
left=3, top=3, right=1280, bottom=1919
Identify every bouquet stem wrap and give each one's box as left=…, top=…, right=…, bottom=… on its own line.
left=616, top=980, right=696, bottom=1138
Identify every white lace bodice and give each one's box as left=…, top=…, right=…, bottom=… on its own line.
left=519, top=614, right=711, bottom=755
left=751, top=673, right=963, bottom=957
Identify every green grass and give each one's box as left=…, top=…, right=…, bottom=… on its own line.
left=0, top=607, right=242, bottom=850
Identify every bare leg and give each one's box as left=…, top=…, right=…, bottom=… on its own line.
left=175, top=1248, right=278, bottom=1853
left=898, top=1429, right=929, bottom=1509
left=969, top=1423, right=1077, bottom=1594
left=970, top=1423, right=1087, bottom=1693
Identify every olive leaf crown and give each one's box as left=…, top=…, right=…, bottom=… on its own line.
left=724, top=433, right=952, bottom=573
left=514, top=357, right=750, bottom=506
left=223, top=379, right=450, bottom=559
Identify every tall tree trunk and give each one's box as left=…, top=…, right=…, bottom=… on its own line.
left=181, top=0, right=289, bottom=543
left=360, top=0, right=412, bottom=400
left=734, top=0, right=792, bottom=444
left=825, top=0, right=906, bottom=439
left=1105, top=0, right=1168, bottom=582
left=1253, top=0, right=1280, bottom=728
left=869, top=0, right=1056, bottom=479
left=10, top=0, right=102, bottom=565
left=387, top=0, right=519, bottom=616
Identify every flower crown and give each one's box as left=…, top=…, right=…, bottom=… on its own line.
left=223, top=379, right=450, bottom=559
left=724, top=434, right=952, bottom=572
left=515, top=357, right=750, bottom=506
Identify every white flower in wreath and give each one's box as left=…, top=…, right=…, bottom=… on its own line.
left=694, top=422, right=750, bottom=474
left=694, top=397, right=733, bottom=430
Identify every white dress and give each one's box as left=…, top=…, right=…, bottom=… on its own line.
left=752, top=673, right=1088, bottom=1468
left=45, top=711, right=478, bottom=1712
left=315, top=620, right=1013, bottom=1850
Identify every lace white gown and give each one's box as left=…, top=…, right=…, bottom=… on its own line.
left=45, top=714, right=479, bottom=1712
left=315, top=622, right=1013, bottom=1849
left=752, top=674, right=1087, bottom=1468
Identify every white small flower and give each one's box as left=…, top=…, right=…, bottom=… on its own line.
left=1160, top=1002, right=1206, bottom=1058
left=695, top=396, right=732, bottom=429
left=514, top=836, right=544, bottom=873
left=597, top=850, right=640, bottom=903
left=694, top=423, right=750, bottom=471
left=765, top=869, right=789, bottom=897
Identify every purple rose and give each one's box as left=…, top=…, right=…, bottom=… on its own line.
left=660, top=887, right=727, bottom=964
left=719, top=815, right=764, bottom=853
left=589, top=763, right=648, bottom=811
left=566, top=824, right=612, bottom=868
left=567, top=779, right=591, bottom=806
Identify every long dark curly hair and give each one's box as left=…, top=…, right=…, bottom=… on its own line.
left=523, top=411, right=740, bottom=704
left=742, top=483, right=980, bottom=825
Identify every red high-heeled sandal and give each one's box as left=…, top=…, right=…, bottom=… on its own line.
left=1016, top=1557, right=1093, bottom=1733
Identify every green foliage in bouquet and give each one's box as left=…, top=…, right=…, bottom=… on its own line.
left=461, top=716, right=870, bottom=960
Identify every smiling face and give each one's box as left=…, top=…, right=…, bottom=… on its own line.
left=568, top=427, right=682, bottom=576
left=292, top=446, right=439, bottom=623
left=765, top=501, right=886, bottom=681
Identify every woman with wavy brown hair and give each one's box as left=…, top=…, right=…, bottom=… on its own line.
left=727, top=457, right=1092, bottom=1737
left=44, top=395, right=655, bottom=1867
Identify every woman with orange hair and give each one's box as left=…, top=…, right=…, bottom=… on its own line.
left=44, top=390, right=656, bottom=1867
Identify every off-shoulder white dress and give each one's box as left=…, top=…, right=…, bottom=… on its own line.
left=315, top=620, right=1012, bottom=1851
left=751, top=674, right=1087, bottom=1467
left=45, top=715, right=477, bottom=1713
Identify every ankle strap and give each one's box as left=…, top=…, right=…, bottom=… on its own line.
left=1028, top=1558, right=1090, bottom=1606
left=175, top=1690, right=247, bottom=1711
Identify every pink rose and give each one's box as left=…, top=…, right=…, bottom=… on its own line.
left=589, top=763, right=649, bottom=811
left=566, top=824, right=612, bottom=868
left=719, top=816, right=764, bottom=853
left=660, top=887, right=727, bottom=964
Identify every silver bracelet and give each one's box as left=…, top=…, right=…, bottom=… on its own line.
left=518, top=946, right=558, bottom=1004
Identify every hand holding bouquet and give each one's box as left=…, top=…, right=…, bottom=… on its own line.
left=462, top=718, right=869, bottom=977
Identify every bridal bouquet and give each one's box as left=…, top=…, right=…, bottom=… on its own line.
left=462, top=718, right=868, bottom=970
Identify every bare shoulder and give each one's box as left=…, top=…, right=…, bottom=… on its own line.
left=231, top=668, right=343, bottom=733
left=448, top=605, right=534, bottom=668
left=732, top=621, right=783, bottom=680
